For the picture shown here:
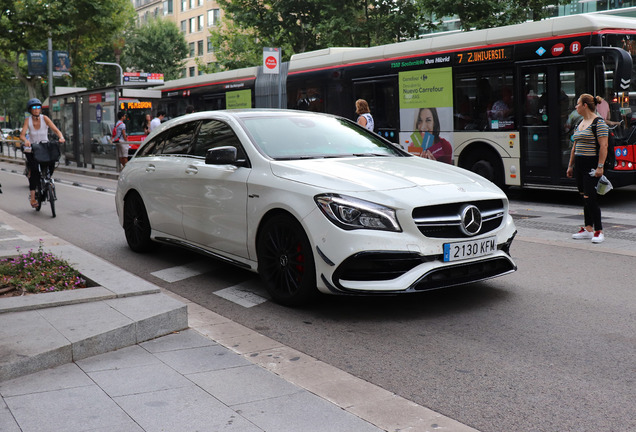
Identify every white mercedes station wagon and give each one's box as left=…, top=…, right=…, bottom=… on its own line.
left=116, top=110, right=517, bottom=306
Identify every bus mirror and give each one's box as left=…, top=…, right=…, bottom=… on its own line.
left=584, top=46, right=632, bottom=92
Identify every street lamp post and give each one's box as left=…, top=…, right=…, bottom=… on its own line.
left=95, top=61, right=123, bottom=86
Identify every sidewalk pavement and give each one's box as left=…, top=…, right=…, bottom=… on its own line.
left=0, top=208, right=477, bottom=432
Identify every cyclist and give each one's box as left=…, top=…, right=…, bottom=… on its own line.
left=20, top=98, right=65, bottom=208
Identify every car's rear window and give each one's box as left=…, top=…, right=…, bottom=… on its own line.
left=241, top=115, right=405, bottom=160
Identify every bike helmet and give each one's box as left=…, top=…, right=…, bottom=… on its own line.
left=27, top=98, right=42, bottom=111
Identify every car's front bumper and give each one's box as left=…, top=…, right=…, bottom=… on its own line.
left=303, top=207, right=517, bottom=295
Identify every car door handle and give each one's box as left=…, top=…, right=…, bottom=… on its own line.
left=185, top=166, right=198, bottom=175
left=145, top=164, right=156, bottom=172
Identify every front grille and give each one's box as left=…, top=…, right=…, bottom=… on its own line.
left=334, top=251, right=436, bottom=281
left=412, top=199, right=505, bottom=239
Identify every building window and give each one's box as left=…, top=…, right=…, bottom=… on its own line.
left=197, top=40, right=204, bottom=56
left=181, top=0, right=187, bottom=12
left=189, top=0, right=195, bottom=9
left=207, top=37, right=214, bottom=52
left=180, top=20, right=187, bottom=33
left=190, top=17, right=196, bottom=33
left=163, top=0, right=173, bottom=14
left=189, top=66, right=196, bottom=77
left=198, top=15, right=204, bottom=31
left=189, top=42, right=195, bottom=57
left=198, top=0, right=203, bottom=6
left=207, top=8, right=220, bottom=26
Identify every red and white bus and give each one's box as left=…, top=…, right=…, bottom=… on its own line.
left=158, top=13, right=636, bottom=190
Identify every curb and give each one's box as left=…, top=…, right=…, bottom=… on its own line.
left=0, top=155, right=119, bottom=181
left=0, top=211, right=187, bottom=382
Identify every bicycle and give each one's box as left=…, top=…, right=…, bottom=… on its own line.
left=30, top=140, right=61, bottom=218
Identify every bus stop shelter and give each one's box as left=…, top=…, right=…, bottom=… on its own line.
left=48, top=86, right=160, bottom=172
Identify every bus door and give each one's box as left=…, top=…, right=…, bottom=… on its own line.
left=353, top=77, right=399, bottom=143
left=519, top=62, right=586, bottom=187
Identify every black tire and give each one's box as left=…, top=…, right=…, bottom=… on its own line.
left=123, top=192, right=154, bottom=252
left=48, top=186, right=56, bottom=218
left=467, top=153, right=505, bottom=189
left=257, top=214, right=317, bottom=307
left=471, top=159, right=496, bottom=182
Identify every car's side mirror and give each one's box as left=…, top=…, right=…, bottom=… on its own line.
left=205, top=146, right=237, bottom=165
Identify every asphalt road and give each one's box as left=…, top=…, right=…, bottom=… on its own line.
left=1, top=160, right=634, bottom=432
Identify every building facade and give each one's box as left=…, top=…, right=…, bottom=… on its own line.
left=133, top=0, right=222, bottom=78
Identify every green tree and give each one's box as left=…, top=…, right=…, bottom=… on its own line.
left=200, top=20, right=262, bottom=73
left=0, top=62, right=27, bottom=129
left=121, top=18, right=189, bottom=80
left=209, top=0, right=424, bottom=70
left=417, top=0, right=573, bottom=31
left=316, top=0, right=423, bottom=48
left=0, top=0, right=134, bottom=99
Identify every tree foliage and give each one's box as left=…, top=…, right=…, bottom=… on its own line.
left=201, top=20, right=262, bottom=73
left=0, top=0, right=134, bottom=99
left=209, top=0, right=424, bottom=70
left=416, top=0, right=574, bottom=30
left=121, top=18, right=189, bottom=81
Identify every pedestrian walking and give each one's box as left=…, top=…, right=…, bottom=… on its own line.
left=113, top=112, right=129, bottom=169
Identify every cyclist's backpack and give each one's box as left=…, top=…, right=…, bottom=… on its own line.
left=591, top=117, right=615, bottom=170
left=112, top=121, right=122, bottom=142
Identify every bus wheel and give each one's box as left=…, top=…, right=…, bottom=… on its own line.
left=472, top=159, right=495, bottom=181
left=468, top=155, right=505, bottom=189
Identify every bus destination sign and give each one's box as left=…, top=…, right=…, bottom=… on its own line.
left=455, top=47, right=513, bottom=65
left=120, top=101, right=152, bottom=110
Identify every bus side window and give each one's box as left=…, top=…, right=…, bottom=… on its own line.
left=456, top=70, right=514, bottom=131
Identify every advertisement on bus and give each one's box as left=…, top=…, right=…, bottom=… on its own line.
left=398, top=67, right=454, bottom=164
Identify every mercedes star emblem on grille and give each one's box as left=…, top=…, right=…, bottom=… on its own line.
left=460, top=205, right=482, bottom=236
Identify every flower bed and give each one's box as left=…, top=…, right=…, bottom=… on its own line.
left=0, top=243, right=88, bottom=297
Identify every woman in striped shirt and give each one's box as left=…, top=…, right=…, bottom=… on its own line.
left=566, top=93, right=609, bottom=244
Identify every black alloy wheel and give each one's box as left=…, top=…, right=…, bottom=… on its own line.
left=123, top=192, right=154, bottom=252
left=257, top=214, right=317, bottom=307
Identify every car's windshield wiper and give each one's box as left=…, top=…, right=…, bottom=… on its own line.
left=274, top=155, right=325, bottom=160
left=274, top=153, right=391, bottom=160
left=351, top=153, right=391, bottom=157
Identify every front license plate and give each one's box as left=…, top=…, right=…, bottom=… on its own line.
left=443, top=236, right=497, bottom=262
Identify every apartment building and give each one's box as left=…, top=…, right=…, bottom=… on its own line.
left=133, top=0, right=222, bottom=78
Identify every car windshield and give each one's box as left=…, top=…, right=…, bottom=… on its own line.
left=241, top=115, right=405, bottom=160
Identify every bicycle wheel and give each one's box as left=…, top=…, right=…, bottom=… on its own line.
left=48, top=184, right=56, bottom=218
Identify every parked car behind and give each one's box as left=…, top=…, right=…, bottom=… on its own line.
left=116, top=109, right=517, bottom=306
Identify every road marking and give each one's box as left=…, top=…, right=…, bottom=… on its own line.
left=214, top=279, right=269, bottom=308
left=151, top=259, right=211, bottom=282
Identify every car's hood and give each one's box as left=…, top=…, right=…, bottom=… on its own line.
left=270, top=156, right=496, bottom=192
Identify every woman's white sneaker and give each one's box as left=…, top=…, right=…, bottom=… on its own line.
left=591, top=231, right=605, bottom=243
left=572, top=227, right=594, bottom=239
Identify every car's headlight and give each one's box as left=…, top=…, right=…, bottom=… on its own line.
left=314, top=194, right=401, bottom=232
